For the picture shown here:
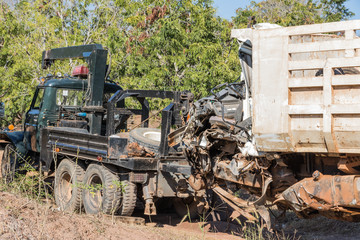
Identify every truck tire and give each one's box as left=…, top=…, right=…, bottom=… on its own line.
left=54, top=158, right=85, bottom=212
left=83, top=164, right=131, bottom=215
left=117, top=179, right=137, bottom=216
left=1, top=144, right=17, bottom=183
left=129, top=128, right=161, bottom=153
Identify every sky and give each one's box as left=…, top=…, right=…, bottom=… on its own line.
left=213, top=0, right=360, bottom=20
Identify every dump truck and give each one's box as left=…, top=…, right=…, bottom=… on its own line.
left=177, top=19, right=360, bottom=227
left=3, top=19, right=360, bottom=227
left=0, top=44, right=207, bottom=218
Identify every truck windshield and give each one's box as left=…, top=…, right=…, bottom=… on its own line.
left=56, top=89, right=85, bottom=106
left=33, top=88, right=44, bottom=109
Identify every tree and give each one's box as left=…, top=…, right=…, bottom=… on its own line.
left=0, top=0, right=241, bottom=123
left=320, top=0, right=354, bottom=22
left=0, top=0, right=98, bottom=122
left=233, top=0, right=354, bottom=28
left=106, top=0, right=240, bottom=101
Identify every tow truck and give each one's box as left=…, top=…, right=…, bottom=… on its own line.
left=0, top=44, right=204, bottom=217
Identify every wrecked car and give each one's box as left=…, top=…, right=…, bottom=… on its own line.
left=176, top=19, right=360, bottom=227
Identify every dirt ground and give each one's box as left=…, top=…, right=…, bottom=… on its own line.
left=2, top=120, right=360, bottom=239
left=0, top=191, right=243, bottom=240
left=277, top=211, right=360, bottom=240
left=1, top=191, right=360, bottom=240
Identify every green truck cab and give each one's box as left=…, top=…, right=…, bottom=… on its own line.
left=1, top=75, right=121, bottom=173
left=25, top=77, right=122, bottom=152
left=0, top=44, right=120, bottom=177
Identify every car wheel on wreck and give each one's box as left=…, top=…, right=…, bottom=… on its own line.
left=129, top=128, right=161, bottom=153
left=82, top=164, right=137, bottom=216
left=54, top=158, right=86, bottom=212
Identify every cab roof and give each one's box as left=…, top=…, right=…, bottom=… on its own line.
left=41, top=78, right=122, bottom=92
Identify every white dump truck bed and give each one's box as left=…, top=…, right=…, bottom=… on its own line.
left=232, top=20, right=360, bottom=154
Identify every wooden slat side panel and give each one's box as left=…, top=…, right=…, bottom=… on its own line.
left=330, top=105, right=360, bottom=114
left=289, top=57, right=360, bottom=70
left=333, top=86, right=360, bottom=104
left=332, top=75, right=360, bottom=86
left=256, top=20, right=360, bottom=37
left=288, top=39, right=360, bottom=53
left=288, top=105, right=324, bottom=115
left=288, top=77, right=324, bottom=88
left=289, top=87, right=323, bottom=105
left=322, top=67, right=337, bottom=152
left=251, top=20, right=360, bottom=154
left=252, top=33, right=288, bottom=135
left=334, top=114, right=360, bottom=150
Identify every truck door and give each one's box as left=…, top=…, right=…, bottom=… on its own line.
left=24, top=87, right=44, bottom=152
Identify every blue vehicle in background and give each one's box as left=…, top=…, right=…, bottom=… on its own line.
left=0, top=102, right=4, bottom=119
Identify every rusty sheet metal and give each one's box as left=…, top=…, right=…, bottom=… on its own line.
left=25, top=125, right=37, bottom=152
left=282, top=171, right=360, bottom=220
left=213, top=186, right=257, bottom=222
left=338, top=157, right=360, bottom=174
left=168, top=126, right=185, bottom=147
left=127, top=142, right=154, bottom=157
left=188, top=174, right=205, bottom=191
left=214, top=161, right=262, bottom=188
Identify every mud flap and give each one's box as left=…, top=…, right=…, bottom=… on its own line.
left=1, top=131, right=27, bottom=156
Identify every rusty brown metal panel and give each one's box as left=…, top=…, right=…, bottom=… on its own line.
left=282, top=172, right=360, bottom=221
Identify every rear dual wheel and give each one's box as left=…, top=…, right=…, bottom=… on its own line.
left=54, top=158, right=86, bottom=212
left=82, top=164, right=137, bottom=216
left=55, top=161, right=137, bottom=216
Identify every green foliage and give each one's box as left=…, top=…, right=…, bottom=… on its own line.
left=233, top=0, right=354, bottom=27
left=0, top=0, right=240, bottom=123
left=320, top=0, right=354, bottom=22
left=0, top=0, right=355, bottom=123
left=0, top=0, right=97, bottom=122
left=0, top=160, right=52, bottom=201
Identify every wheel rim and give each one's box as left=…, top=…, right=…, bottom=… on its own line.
left=143, top=131, right=161, bottom=142
left=58, top=171, right=73, bottom=203
left=87, top=174, right=103, bottom=209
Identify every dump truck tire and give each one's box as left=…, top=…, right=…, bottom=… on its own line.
left=54, top=158, right=85, bottom=212
left=129, top=128, right=161, bottom=153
